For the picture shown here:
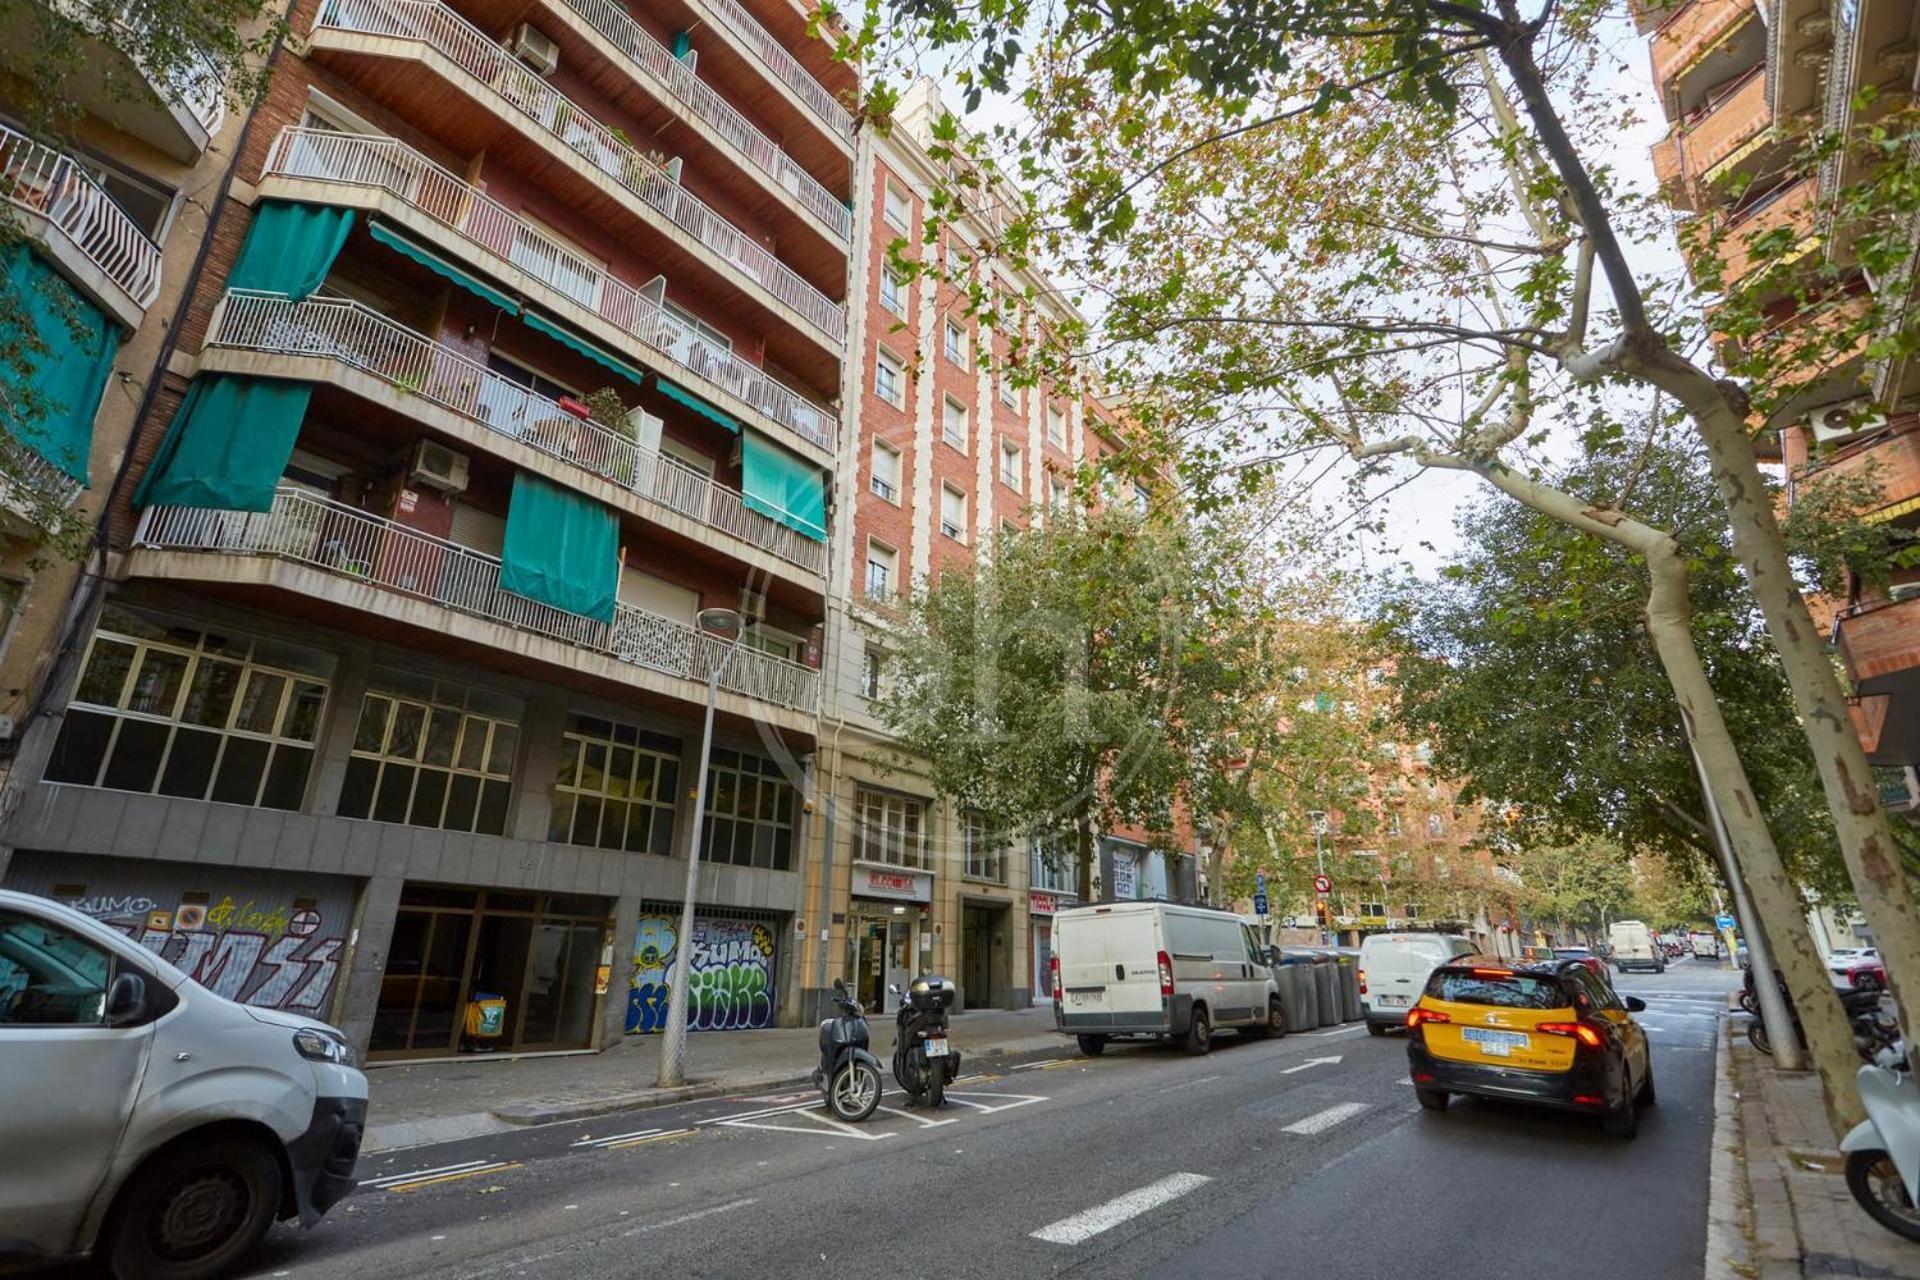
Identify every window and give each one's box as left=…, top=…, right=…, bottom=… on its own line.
left=942, top=396, right=968, bottom=450
left=870, top=441, right=901, bottom=503
left=1361, top=900, right=1386, bottom=918
left=663, top=300, right=733, bottom=355
left=336, top=676, right=520, bottom=834
left=860, top=645, right=886, bottom=700
left=865, top=540, right=897, bottom=599
left=944, top=319, right=969, bottom=369
left=1427, top=813, right=1445, bottom=837
left=549, top=715, right=681, bottom=854
left=1000, top=440, right=1023, bottom=491
left=702, top=748, right=797, bottom=870
left=883, top=180, right=912, bottom=231
left=854, top=786, right=924, bottom=867
left=1387, top=812, right=1403, bottom=837
left=1414, top=741, right=1433, bottom=763
left=1132, top=482, right=1151, bottom=513
left=999, top=376, right=1019, bottom=409
left=963, top=811, right=1004, bottom=882
left=0, top=911, right=112, bottom=1026
left=1031, top=836, right=1075, bottom=894
left=1047, top=405, right=1066, bottom=448
left=47, top=609, right=332, bottom=810
left=940, top=485, right=967, bottom=542
left=1426, top=969, right=1566, bottom=1010
left=1404, top=903, right=1420, bottom=920
left=1048, top=472, right=1069, bottom=511
left=875, top=346, right=905, bottom=407
left=879, top=267, right=905, bottom=316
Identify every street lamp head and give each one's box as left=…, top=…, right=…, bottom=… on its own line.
left=698, top=607, right=744, bottom=635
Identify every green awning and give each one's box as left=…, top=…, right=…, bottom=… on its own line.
left=369, top=222, right=520, bottom=314
left=1, top=245, right=119, bottom=482
left=132, top=374, right=312, bottom=511
left=227, top=200, right=354, bottom=301
left=500, top=470, right=619, bottom=623
left=521, top=312, right=647, bottom=387
left=740, top=431, right=826, bottom=542
left=655, top=378, right=741, bottom=433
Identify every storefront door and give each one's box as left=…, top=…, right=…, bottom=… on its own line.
left=1031, top=919, right=1053, bottom=1005
left=849, top=910, right=916, bottom=1014
left=962, top=906, right=993, bottom=1009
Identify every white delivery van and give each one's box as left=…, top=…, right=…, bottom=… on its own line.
left=1609, top=919, right=1666, bottom=973
left=1690, top=929, right=1720, bottom=959
left=1358, top=932, right=1475, bottom=1034
left=1052, top=901, right=1283, bottom=1055
left=0, top=889, right=368, bottom=1280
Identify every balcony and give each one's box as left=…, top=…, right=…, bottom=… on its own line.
left=1650, top=0, right=1765, bottom=122
left=1650, top=132, right=1691, bottom=210
left=203, top=290, right=828, bottom=580
left=1670, top=66, right=1774, bottom=197
left=1716, top=178, right=1819, bottom=289
left=1837, top=594, right=1920, bottom=765
left=0, top=123, right=160, bottom=328
left=131, top=488, right=820, bottom=722
left=260, top=128, right=837, bottom=457
left=308, top=0, right=845, bottom=355
left=0, top=436, right=85, bottom=538
left=1802, top=427, right=1920, bottom=515
left=679, top=0, right=854, bottom=147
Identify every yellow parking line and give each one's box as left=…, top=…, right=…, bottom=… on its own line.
left=388, top=1162, right=522, bottom=1192
left=607, top=1127, right=698, bottom=1150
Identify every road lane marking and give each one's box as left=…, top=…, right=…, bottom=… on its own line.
left=718, top=1111, right=897, bottom=1141
left=1031, top=1173, right=1214, bottom=1245
left=1282, top=1102, right=1370, bottom=1135
left=1306, top=1025, right=1366, bottom=1037
left=361, top=1159, right=491, bottom=1187
left=874, top=1105, right=961, bottom=1128
left=384, top=1162, right=521, bottom=1192
left=938, top=1090, right=1047, bottom=1114
left=1014, top=1058, right=1070, bottom=1071
left=1280, top=1055, right=1342, bottom=1074
left=618, top=1198, right=758, bottom=1237
left=605, top=1127, right=697, bottom=1149
left=572, top=1128, right=663, bottom=1148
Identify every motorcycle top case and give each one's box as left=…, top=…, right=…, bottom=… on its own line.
left=909, top=975, right=957, bottom=1011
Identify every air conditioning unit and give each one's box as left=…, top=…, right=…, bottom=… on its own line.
left=739, top=588, right=767, bottom=621
left=409, top=440, right=470, bottom=492
left=509, top=24, right=559, bottom=76
left=1809, top=400, right=1887, bottom=445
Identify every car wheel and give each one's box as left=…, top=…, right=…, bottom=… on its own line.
left=1846, top=1149, right=1920, bottom=1243
left=103, top=1137, right=283, bottom=1280
left=1248, top=998, right=1285, bottom=1039
left=1603, top=1071, right=1640, bottom=1139
left=1184, top=1007, right=1212, bottom=1056
left=1076, top=1034, right=1107, bottom=1056
left=1367, top=1020, right=1388, bottom=1037
left=1415, top=1086, right=1449, bottom=1111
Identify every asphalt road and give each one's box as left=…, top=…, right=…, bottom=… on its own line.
left=228, top=958, right=1736, bottom=1280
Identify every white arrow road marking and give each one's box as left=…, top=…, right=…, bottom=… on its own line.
left=1031, top=1173, right=1214, bottom=1245
left=1282, top=1102, right=1370, bottom=1135
left=1280, top=1055, right=1343, bottom=1074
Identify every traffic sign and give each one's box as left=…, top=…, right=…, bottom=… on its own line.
left=1715, top=914, right=1737, bottom=931
left=1253, top=891, right=1270, bottom=917
left=1255, top=870, right=1267, bottom=892
left=1313, top=874, right=1332, bottom=895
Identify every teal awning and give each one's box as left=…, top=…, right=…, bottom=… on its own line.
left=369, top=222, right=520, bottom=314
left=522, top=312, right=646, bottom=387
left=227, top=200, right=354, bottom=301
left=1, top=245, right=119, bottom=482
left=133, top=374, right=312, bottom=511
left=500, top=471, right=619, bottom=623
left=655, top=378, right=741, bottom=432
left=740, top=431, right=826, bottom=542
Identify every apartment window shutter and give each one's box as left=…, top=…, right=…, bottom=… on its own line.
left=499, top=470, right=619, bottom=622
left=1, top=245, right=120, bottom=481
left=739, top=431, right=827, bottom=542
left=226, top=200, right=355, bottom=301
left=132, top=374, right=313, bottom=511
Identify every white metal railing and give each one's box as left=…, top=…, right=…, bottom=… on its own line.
left=699, top=0, right=853, bottom=142
left=313, top=0, right=845, bottom=344
left=555, top=0, right=848, bottom=240
left=208, top=290, right=828, bottom=575
left=48, top=0, right=225, bottom=138
left=0, top=123, right=161, bottom=308
left=0, top=434, right=85, bottom=522
left=135, top=487, right=821, bottom=713
left=262, top=128, right=839, bottom=452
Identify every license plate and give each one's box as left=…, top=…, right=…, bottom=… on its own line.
left=1377, top=995, right=1409, bottom=1007
left=1462, top=1027, right=1529, bottom=1056
left=925, top=1037, right=949, bottom=1057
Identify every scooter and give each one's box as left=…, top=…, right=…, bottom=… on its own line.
left=1743, top=970, right=1890, bottom=1062
left=890, top=975, right=959, bottom=1107
left=811, top=978, right=884, bottom=1122
left=1843, top=1063, right=1920, bottom=1242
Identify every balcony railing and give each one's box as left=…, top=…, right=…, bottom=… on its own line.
left=207, top=290, right=827, bottom=575
left=0, top=123, right=161, bottom=309
left=134, top=487, right=821, bottom=713
left=698, top=0, right=853, bottom=143
left=48, top=0, right=226, bottom=139
left=263, top=128, right=839, bottom=453
left=554, top=0, right=849, bottom=240
left=0, top=435, right=85, bottom=530
left=313, top=0, right=844, bottom=345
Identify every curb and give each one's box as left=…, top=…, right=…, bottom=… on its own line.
left=1704, top=1015, right=1751, bottom=1280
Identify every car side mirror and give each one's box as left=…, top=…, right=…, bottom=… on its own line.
left=1624, top=996, right=1647, bottom=1013
left=104, top=971, right=149, bottom=1028
left=1267, top=947, right=1281, bottom=965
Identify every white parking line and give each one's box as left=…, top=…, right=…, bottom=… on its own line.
left=361, top=1159, right=491, bottom=1188
left=1282, top=1102, right=1370, bottom=1135
left=1031, top=1173, right=1214, bottom=1245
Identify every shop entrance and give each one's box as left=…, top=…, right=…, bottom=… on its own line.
left=1031, top=917, right=1053, bottom=1006
left=848, top=908, right=916, bottom=1014
left=370, top=885, right=610, bottom=1059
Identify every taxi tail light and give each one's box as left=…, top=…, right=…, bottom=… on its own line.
left=1572, top=1094, right=1606, bottom=1107
left=1156, top=951, right=1174, bottom=997
left=1537, top=1020, right=1605, bottom=1050
left=1406, top=1007, right=1449, bottom=1031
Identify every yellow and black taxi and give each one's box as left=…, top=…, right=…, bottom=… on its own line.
left=1405, top=954, right=1654, bottom=1138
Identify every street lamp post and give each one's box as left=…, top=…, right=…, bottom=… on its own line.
left=656, top=608, right=746, bottom=1089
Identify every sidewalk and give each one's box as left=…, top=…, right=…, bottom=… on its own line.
left=361, top=1005, right=1066, bottom=1152
left=1719, top=1017, right=1920, bottom=1280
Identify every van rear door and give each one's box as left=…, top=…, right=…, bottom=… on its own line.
left=1055, top=907, right=1163, bottom=1028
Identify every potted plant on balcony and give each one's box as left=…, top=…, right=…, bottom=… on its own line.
left=583, top=387, right=640, bottom=488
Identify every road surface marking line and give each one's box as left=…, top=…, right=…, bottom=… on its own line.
left=939, top=1090, right=1047, bottom=1114
left=618, top=1198, right=758, bottom=1238
left=698, top=1100, right=824, bottom=1125
left=362, top=1159, right=491, bottom=1187
left=572, top=1128, right=664, bottom=1147
left=1014, top=1059, right=1069, bottom=1071
left=1282, top=1102, right=1370, bottom=1135
left=1280, top=1055, right=1343, bottom=1074
left=1307, top=1025, right=1366, bottom=1037
left=874, top=1105, right=961, bottom=1127
left=387, top=1162, right=521, bottom=1192
left=1031, top=1173, right=1214, bottom=1245
left=606, top=1127, right=697, bottom=1149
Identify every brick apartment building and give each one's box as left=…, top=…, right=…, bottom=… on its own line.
left=1639, top=0, right=1920, bottom=814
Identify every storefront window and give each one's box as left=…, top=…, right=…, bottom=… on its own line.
left=550, top=715, right=680, bottom=854
left=854, top=786, right=924, bottom=868
left=702, top=748, right=796, bottom=870
left=46, top=607, right=332, bottom=809
left=337, top=674, right=520, bottom=834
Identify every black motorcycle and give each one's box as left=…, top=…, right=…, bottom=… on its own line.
left=890, top=975, right=959, bottom=1107
left=811, top=978, right=884, bottom=1122
left=1744, top=967, right=1897, bottom=1062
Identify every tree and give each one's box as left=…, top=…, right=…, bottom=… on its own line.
left=1632, top=847, right=1715, bottom=933
left=1505, top=838, right=1635, bottom=943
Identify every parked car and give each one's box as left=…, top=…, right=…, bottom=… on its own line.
left=1690, top=930, right=1720, bottom=960
left=1406, top=954, right=1654, bottom=1138
left=1831, top=948, right=1888, bottom=992
left=0, top=889, right=367, bottom=1280
left=1052, top=901, right=1284, bottom=1055
left=1358, top=932, right=1476, bottom=1035
left=1609, top=920, right=1667, bottom=974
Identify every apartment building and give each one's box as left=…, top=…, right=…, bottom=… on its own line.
left=1641, top=0, right=1920, bottom=809
left=0, top=0, right=854, bottom=1058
